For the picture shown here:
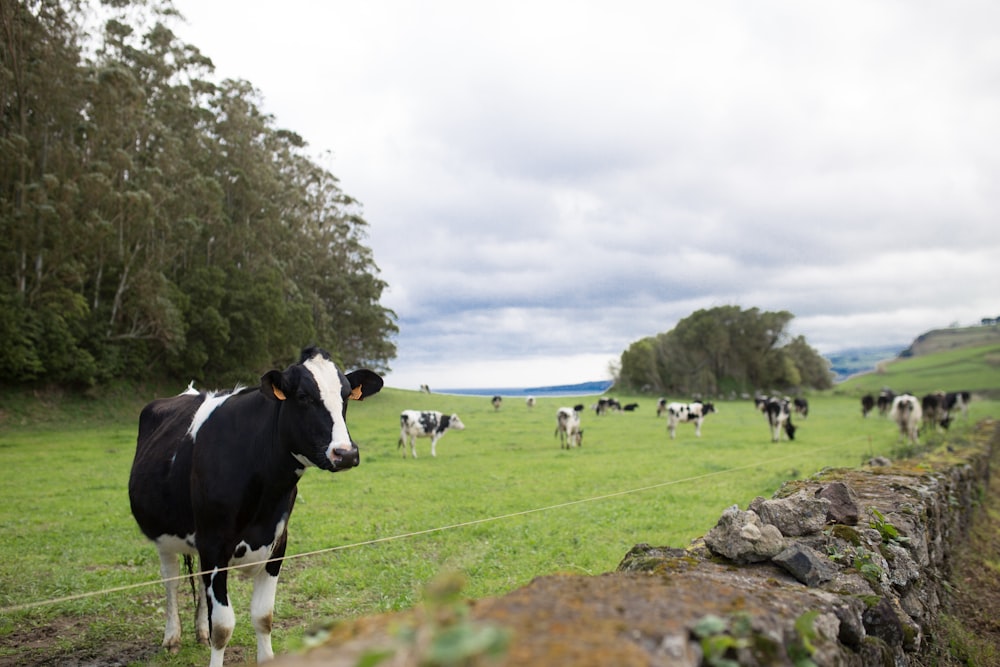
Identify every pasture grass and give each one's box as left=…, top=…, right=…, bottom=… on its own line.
left=0, top=373, right=997, bottom=664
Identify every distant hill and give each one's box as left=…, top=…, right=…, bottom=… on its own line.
left=825, top=324, right=1000, bottom=385
left=437, top=380, right=615, bottom=398
left=901, top=325, right=1000, bottom=357
left=825, top=345, right=906, bottom=382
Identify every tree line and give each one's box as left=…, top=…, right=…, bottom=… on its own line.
left=0, top=0, right=397, bottom=386
left=615, top=306, right=833, bottom=396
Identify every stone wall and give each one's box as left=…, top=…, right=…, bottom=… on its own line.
left=279, top=420, right=996, bottom=666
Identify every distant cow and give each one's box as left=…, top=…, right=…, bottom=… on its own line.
left=419, top=384, right=431, bottom=394
left=793, top=398, right=809, bottom=418
left=593, top=397, right=622, bottom=416
left=666, top=401, right=716, bottom=439
left=491, top=395, right=502, bottom=411
left=398, top=410, right=466, bottom=458
left=759, top=396, right=796, bottom=442
left=921, top=392, right=951, bottom=432
left=623, top=403, right=639, bottom=412
left=656, top=398, right=668, bottom=417
left=526, top=396, right=536, bottom=409
left=555, top=406, right=584, bottom=448
left=890, top=394, right=922, bottom=445
left=944, top=391, right=971, bottom=419
left=128, top=347, right=383, bottom=665
left=861, top=394, right=875, bottom=418
left=877, top=390, right=895, bottom=417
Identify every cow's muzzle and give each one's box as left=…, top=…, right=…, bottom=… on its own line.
left=328, top=445, right=360, bottom=470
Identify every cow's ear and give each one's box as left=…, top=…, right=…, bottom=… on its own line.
left=261, top=370, right=287, bottom=401
left=346, top=369, right=384, bottom=401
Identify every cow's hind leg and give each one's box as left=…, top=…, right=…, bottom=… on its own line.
left=157, top=548, right=183, bottom=652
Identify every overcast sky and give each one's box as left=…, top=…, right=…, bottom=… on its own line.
left=168, top=1, right=999, bottom=390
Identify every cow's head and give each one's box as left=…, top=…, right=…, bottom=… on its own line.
left=261, top=346, right=383, bottom=472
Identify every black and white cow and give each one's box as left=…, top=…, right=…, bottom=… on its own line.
left=491, top=395, right=503, bottom=411
left=555, top=406, right=584, bottom=448
left=759, top=396, right=796, bottom=442
left=921, top=392, right=951, bottom=432
left=877, top=390, right=895, bottom=417
left=593, top=397, right=622, bottom=416
left=890, top=393, right=922, bottom=445
left=656, top=398, right=668, bottom=417
left=665, top=401, right=716, bottom=439
left=526, top=396, right=536, bottom=409
left=861, top=394, right=875, bottom=418
left=793, top=398, right=809, bottom=418
left=944, top=391, right=971, bottom=419
left=128, top=347, right=383, bottom=666
left=398, top=410, right=466, bottom=458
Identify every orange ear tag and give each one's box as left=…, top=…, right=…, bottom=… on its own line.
left=273, top=387, right=287, bottom=401
left=349, top=385, right=364, bottom=401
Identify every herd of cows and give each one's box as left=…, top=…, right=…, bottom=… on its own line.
left=862, top=389, right=971, bottom=445
left=124, top=347, right=974, bottom=666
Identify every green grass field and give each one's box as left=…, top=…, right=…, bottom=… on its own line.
left=0, top=351, right=997, bottom=665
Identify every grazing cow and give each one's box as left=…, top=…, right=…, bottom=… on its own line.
left=573, top=403, right=585, bottom=412
left=656, top=398, right=668, bottom=417
left=593, top=397, right=622, bottom=416
left=419, top=384, right=431, bottom=394
left=793, top=398, right=809, bottom=418
left=398, top=410, right=466, bottom=458
left=861, top=394, right=875, bottom=418
left=760, top=396, right=796, bottom=442
left=877, top=390, right=895, bottom=417
left=921, top=392, right=951, bottom=432
left=890, top=393, right=922, bottom=444
left=491, top=395, right=502, bottom=411
left=526, top=396, right=536, bottom=409
left=623, top=403, right=639, bottom=412
left=128, top=347, right=383, bottom=667
left=555, top=406, right=584, bottom=448
left=665, top=401, right=716, bottom=439
left=944, top=391, right=971, bottom=419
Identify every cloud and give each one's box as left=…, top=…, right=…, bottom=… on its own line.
left=170, top=1, right=1000, bottom=388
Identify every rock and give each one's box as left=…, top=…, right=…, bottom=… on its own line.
left=749, top=492, right=830, bottom=536
left=704, top=505, right=786, bottom=563
left=815, top=481, right=861, bottom=525
left=862, top=597, right=904, bottom=647
left=772, top=544, right=838, bottom=587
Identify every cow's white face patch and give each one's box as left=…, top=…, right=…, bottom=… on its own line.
left=303, top=354, right=352, bottom=461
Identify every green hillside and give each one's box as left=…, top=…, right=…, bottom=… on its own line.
left=833, top=341, right=1000, bottom=399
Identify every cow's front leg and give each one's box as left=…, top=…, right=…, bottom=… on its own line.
left=250, top=548, right=286, bottom=662
left=203, top=563, right=236, bottom=667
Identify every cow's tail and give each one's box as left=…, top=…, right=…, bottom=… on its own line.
left=184, top=554, right=197, bottom=605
